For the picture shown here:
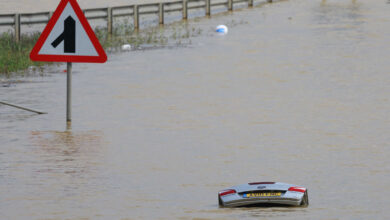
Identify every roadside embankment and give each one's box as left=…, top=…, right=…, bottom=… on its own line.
left=0, top=32, right=45, bottom=76
left=0, top=21, right=202, bottom=76
left=0, top=0, right=267, bottom=76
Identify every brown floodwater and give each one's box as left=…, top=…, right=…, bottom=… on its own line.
left=1, top=0, right=390, bottom=219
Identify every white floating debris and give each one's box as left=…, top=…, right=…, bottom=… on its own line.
left=216, top=25, right=228, bottom=34
left=121, top=44, right=132, bottom=51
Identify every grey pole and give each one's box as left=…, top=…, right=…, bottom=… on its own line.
left=228, top=0, right=233, bottom=11
left=133, top=5, right=139, bottom=30
left=107, top=7, right=113, bottom=34
left=14, top=13, right=20, bottom=43
left=159, top=3, right=164, bottom=25
left=0, top=101, right=47, bottom=114
left=183, top=0, right=188, bottom=19
left=66, top=62, right=72, bottom=122
left=206, top=0, right=211, bottom=16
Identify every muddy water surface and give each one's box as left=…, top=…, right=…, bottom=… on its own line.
left=1, top=0, right=390, bottom=219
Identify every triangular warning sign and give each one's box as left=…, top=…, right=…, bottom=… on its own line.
left=30, top=0, right=107, bottom=63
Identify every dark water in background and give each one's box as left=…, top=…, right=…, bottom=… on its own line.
left=1, top=0, right=390, bottom=219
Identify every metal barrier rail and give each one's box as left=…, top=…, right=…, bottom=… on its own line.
left=0, top=0, right=273, bottom=42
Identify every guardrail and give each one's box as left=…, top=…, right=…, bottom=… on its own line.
left=0, top=0, right=273, bottom=42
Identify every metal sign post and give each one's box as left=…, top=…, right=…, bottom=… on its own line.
left=66, top=62, right=72, bottom=122
left=30, top=0, right=107, bottom=123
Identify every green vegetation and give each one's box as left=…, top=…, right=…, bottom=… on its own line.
left=96, top=20, right=203, bottom=52
left=0, top=20, right=203, bottom=76
left=0, top=32, right=47, bottom=76
left=95, top=20, right=169, bottom=52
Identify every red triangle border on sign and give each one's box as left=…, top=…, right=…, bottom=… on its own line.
left=30, top=0, right=107, bottom=63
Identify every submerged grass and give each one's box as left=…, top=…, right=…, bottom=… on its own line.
left=96, top=19, right=203, bottom=52
left=0, top=19, right=203, bottom=77
left=0, top=32, right=48, bottom=76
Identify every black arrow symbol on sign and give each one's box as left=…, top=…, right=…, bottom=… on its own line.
left=51, top=16, right=76, bottom=53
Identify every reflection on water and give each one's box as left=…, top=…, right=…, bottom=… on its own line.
left=321, top=0, right=357, bottom=5
left=31, top=130, right=102, bottom=155
left=1, top=0, right=390, bottom=219
left=242, top=207, right=307, bottom=218
left=311, top=0, right=367, bottom=59
left=318, top=0, right=362, bottom=24
left=30, top=130, right=103, bottom=174
left=29, top=129, right=103, bottom=175
left=187, top=206, right=307, bottom=219
left=1, top=129, right=106, bottom=219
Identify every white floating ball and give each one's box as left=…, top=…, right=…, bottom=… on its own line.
left=216, top=25, right=228, bottom=34
left=121, top=44, right=132, bottom=51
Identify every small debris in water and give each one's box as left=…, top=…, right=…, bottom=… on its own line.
left=121, top=44, right=132, bottom=51
left=216, top=25, right=228, bottom=34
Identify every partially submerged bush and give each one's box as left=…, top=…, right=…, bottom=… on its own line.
left=0, top=32, right=47, bottom=76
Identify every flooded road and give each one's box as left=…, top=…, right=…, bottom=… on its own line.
left=1, top=0, right=390, bottom=219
